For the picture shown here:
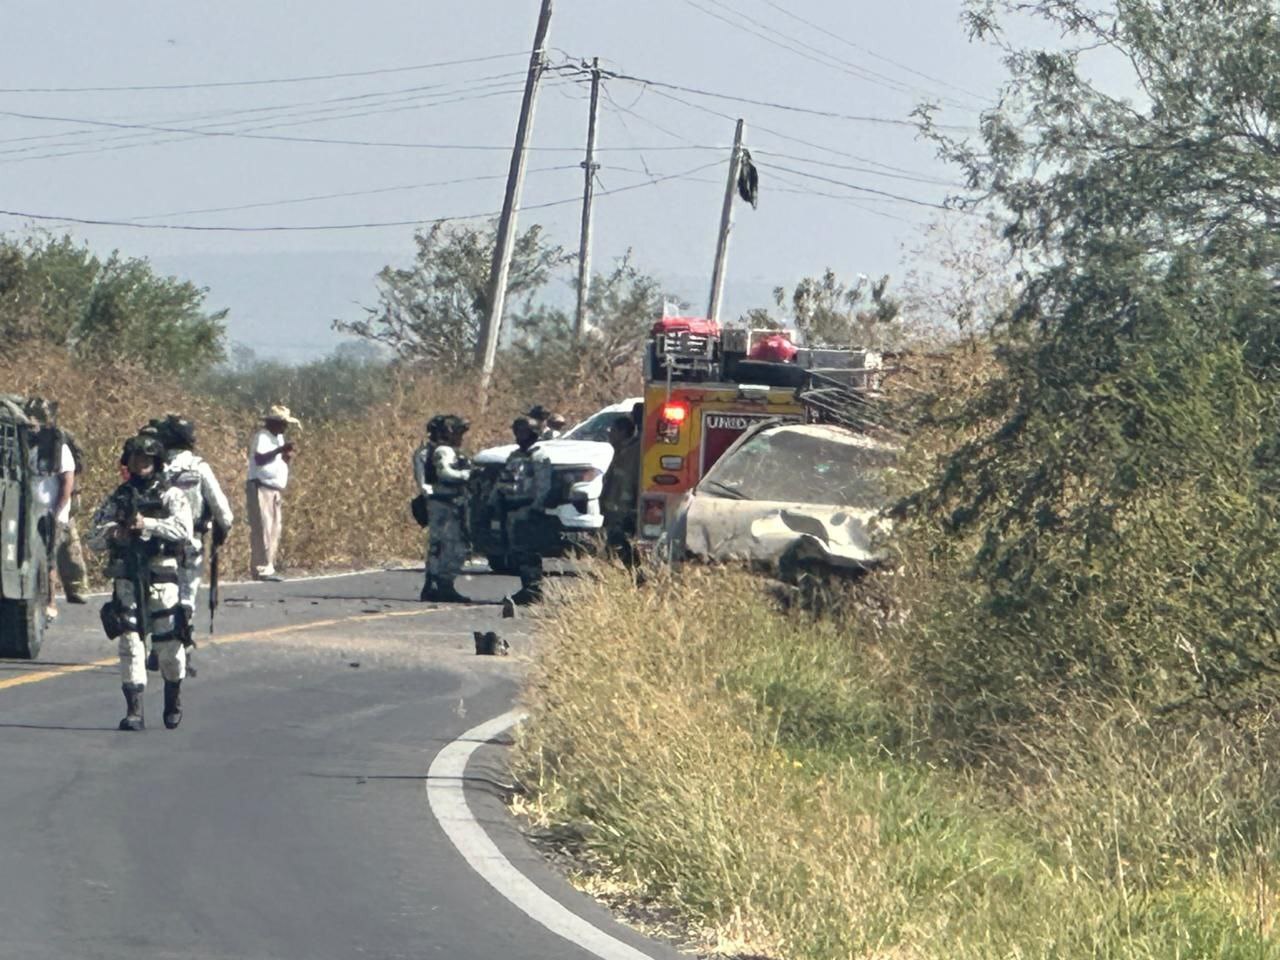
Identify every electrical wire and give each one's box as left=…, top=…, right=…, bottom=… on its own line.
left=606, top=68, right=977, bottom=132
left=0, top=160, right=724, bottom=232
left=754, top=160, right=961, bottom=211
left=0, top=104, right=722, bottom=156
left=0, top=51, right=529, bottom=94
left=128, top=165, right=582, bottom=221
left=753, top=0, right=988, bottom=104
left=0, top=77, right=538, bottom=162
left=683, top=0, right=976, bottom=110
left=0, top=70, right=530, bottom=151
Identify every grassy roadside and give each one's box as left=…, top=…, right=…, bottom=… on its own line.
left=514, top=567, right=1280, bottom=959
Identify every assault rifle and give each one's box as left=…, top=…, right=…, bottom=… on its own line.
left=110, top=485, right=164, bottom=648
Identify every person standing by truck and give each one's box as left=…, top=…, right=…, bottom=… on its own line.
left=599, top=412, right=641, bottom=569
left=24, top=396, right=85, bottom=620
left=88, top=435, right=194, bottom=732
left=421, top=415, right=472, bottom=603
left=495, top=417, right=545, bottom=605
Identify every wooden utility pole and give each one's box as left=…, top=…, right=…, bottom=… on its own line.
left=574, top=58, right=602, bottom=341
left=476, top=0, right=554, bottom=397
left=707, top=118, right=745, bottom=325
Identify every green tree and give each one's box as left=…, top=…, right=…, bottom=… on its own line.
left=506, top=253, right=668, bottom=404
left=905, top=0, right=1280, bottom=717
left=337, top=221, right=571, bottom=370
left=0, top=233, right=226, bottom=375
left=772, top=269, right=903, bottom=349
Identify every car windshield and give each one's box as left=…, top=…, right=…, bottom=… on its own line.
left=702, top=427, right=896, bottom=506
left=564, top=409, right=624, bottom=442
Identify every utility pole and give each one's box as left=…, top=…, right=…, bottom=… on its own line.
left=476, top=0, right=554, bottom=398
left=707, top=118, right=745, bottom=325
left=574, top=58, right=602, bottom=341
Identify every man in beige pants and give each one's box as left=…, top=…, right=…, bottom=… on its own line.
left=246, top=405, right=298, bottom=581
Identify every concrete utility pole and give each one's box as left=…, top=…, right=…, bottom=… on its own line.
left=574, top=58, right=602, bottom=341
left=707, top=118, right=746, bottom=325
left=476, top=0, right=554, bottom=398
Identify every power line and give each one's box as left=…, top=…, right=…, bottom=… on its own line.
left=630, top=79, right=953, bottom=183
left=0, top=70, right=530, bottom=150
left=0, top=51, right=529, bottom=94
left=0, top=105, right=723, bottom=156
left=754, top=160, right=960, bottom=211
left=683, top=0, right=972, bottom=109
left=128, top=165, right=582, bottom=221
left=0, top=77, right=538, bottom=161
left=752, top=0, right=988, bottom=105
left=750, top=150, right=962, bottom=189
left=0, top=160, right=723, bottom=232
left=606, top=68, right=976, bottom=131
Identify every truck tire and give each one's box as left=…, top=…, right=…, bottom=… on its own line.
left=0, top=597, right=45, bottom=660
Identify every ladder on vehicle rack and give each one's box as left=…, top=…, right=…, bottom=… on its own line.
left=797, top=368, right=901, bottom=436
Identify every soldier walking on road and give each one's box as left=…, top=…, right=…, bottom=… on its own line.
left=160, top=415, right=233, bottom=666
left=496, top=417, right=545, bottom=605
left=88, top=435, right=194, bottom=732
left=421, top=415, right=472, bottom=603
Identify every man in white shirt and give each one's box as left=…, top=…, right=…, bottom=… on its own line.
left=245, top=405, right=298, bottom=582
left=26, top=397, right=78, bottom=620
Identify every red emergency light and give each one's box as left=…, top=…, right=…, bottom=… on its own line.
left=656, top=401, right=688, bottom=444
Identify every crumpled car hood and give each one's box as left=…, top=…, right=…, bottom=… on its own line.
left=683, top=497, right=890, bottom=570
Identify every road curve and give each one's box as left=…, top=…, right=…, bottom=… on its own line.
left=0, top=568, right=680, bottom=960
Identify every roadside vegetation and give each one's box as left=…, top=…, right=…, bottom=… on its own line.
left=514, top=1, right=1280, bottom=957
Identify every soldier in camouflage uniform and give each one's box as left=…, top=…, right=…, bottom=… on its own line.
left=88, top=435, right=194, bottom=732
left=495, top=416, right=545, bottom=605
left=422, top=415, right=472, bottom=603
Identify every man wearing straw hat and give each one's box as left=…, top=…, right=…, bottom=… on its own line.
left=246, top=405, right=298, bottom=582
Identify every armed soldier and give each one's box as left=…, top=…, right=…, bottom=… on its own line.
left=420, top=415, right=472, bottom=603
left=495, top=416, right=545, bottom=605
left=88, top=435, right=194, bottom=732
left=159, top=414, right=233, bottom=665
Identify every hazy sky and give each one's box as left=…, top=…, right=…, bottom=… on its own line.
left=2, top=1, right=1013, bottom=361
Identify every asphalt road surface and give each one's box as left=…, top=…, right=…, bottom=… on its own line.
left=0, top=565, right=681, bottom=960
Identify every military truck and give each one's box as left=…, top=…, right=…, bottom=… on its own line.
left=0, top=395, right=48, bottom=659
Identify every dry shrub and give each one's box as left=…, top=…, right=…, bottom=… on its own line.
left=1, top=347, right=608, bottom=580
left=516, top=565, right=1280, bottom=959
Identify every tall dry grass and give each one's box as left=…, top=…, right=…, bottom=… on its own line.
left=516, top=566, right=1280, bottom=959
left=1, top=348, right=604, bottom=581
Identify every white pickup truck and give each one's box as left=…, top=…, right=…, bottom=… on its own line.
left=469, top=398, right=641, bottom=569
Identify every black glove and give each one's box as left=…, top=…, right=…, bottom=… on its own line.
left=212, top=523, right=230, bottom=548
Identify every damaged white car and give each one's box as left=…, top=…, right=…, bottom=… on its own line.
left=664, top=420, right=899, bottom=578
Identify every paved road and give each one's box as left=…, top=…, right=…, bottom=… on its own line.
left=0, top=566, right=678, bottom=960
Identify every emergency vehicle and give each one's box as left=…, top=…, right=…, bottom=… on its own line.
left=637, top=316, right=882, bottom=544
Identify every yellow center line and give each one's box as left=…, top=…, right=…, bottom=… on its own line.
left=0, top=605, right=480, bottom=692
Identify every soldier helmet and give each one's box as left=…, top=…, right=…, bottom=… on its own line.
left=512, top=416, right=537, bottom=433
left=123, top=433, right=165, bottom=461
left=426, top=414, right=448, bottom=440
left=444, top=415, right=470, bottom=435
left=526, top=404, right=550, bottom=421
left=159, top=415, right=196, bottom=450
left=23, top=396, right=55, bottom=425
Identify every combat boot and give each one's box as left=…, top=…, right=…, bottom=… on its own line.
left=163, top=680, right=182, bottom=730
left=434, top=578, right=470, bottom=603
left=419, top=575, right=437, bottom=602
left=119, top=683, right=145, bottom=732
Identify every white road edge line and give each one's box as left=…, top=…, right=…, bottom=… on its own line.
left=427, top=710, right=658, bottom=960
